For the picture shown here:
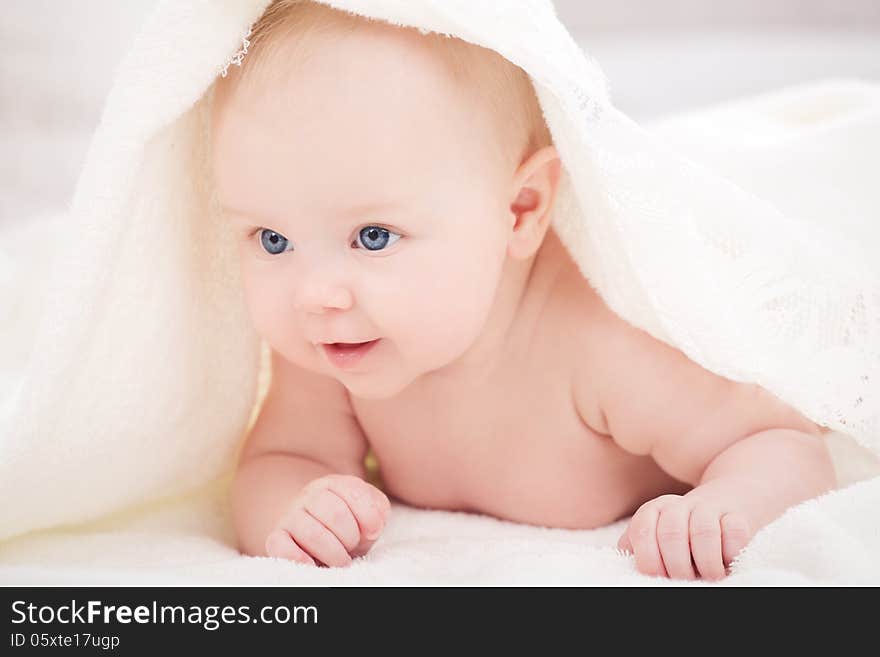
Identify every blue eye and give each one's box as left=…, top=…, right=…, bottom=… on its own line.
left=355, top=226, right=401, bottom=251
left=259, top=229, right=292, bottom=255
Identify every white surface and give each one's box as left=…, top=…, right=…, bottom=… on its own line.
left=587, top=29, right=880, bottom=121
left=554, top=0, right=880, bottom=32
left=1, top=459, right=880, bottom=585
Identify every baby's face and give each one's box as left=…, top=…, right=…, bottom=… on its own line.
left=212, top=26, right=516, bottom=399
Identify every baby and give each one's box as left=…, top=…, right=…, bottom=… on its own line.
left=210, top=0, right=836, bottom=580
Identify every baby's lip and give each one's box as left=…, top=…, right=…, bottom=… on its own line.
left=316, top=338, right=379, bottom=346
left=320, top=339, right=381, bottom=370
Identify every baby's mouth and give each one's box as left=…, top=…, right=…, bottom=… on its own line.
left=328, top=340, right=377, bottom=349
left=321, top=339, right=381, bottom=370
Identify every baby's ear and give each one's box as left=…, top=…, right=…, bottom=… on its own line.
left=507, top=145, right=561, bottom=260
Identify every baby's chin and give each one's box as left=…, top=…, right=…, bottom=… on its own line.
left=321, top=342, right=472, bottom=401
left=341, top=372, right=416, bottom=401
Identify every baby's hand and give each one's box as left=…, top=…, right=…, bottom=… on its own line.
left=616, top=494, right=752, bottom=580
left=264, top=474, right=391, bottom=567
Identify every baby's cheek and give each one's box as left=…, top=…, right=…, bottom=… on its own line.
left=242, top=283, right=290, bottom=342
left=403, top=270, right=494, bottom=360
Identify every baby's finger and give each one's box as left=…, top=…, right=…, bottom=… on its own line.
left=288, top=509, right=353, bottom=568
left=304, top=490, right=360, bottom=552
left=264, top=528, right=316, bottom=566
left=628, top=506, right=667, bottom=577
left=688, top=506, right=724, bottom=581
left=720, top=512, right=752, bottom=571
left=372, top=487, right=392, bottom=514
left=326, top=479, right=386, bottom=541
left=617, top=532, right=633, bottom=554
left=657, top=505, right=696, bottom=580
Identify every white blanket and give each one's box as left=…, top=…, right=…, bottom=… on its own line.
left=2, top=0, right=879, bottom=585
left=1, top=433, right=878, bottom=585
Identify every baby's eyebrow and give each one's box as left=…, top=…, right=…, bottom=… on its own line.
left=220, top=206, right=252, bottom=220
left=342, top=200, right=405, bottom=217
left=219, top=200, right=405, bottom=222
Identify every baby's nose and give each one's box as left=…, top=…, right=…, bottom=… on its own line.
left=293, top=281, right=353, bottom=314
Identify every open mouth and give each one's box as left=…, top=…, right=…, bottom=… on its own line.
left=321, top=339, right=381, bottom=369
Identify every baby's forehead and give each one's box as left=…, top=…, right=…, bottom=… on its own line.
left=216, top=30, right=510, bottom=167
left=212, top=6, right=544, bottom=193
left=217, top=16, right=521, bottom=143
left=228, top=19, right=466, bottom=107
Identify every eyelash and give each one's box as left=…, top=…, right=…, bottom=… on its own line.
left=248, top=225, right=403, bottom=253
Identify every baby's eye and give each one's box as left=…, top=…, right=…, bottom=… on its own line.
left=259, top=229, right=293, bottom=255
left=354, top=225, right=402, bottom=252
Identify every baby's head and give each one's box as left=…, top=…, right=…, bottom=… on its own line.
left=211, top=0, right=560, bottom=398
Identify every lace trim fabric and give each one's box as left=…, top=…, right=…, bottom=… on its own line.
left=219, top=25, right=253, bottom=78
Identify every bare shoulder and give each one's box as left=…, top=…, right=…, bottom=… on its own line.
left=563, top=277, right=620, bottom=437
left=565, top=279, right=675, bottom=437
left=568, top=284, right=822, bottom=484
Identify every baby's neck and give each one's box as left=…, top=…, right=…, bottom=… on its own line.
left=427, top=227, right=567, bottom=383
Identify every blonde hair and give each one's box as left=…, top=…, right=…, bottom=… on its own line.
left=216, top=0, right=553, bottom=166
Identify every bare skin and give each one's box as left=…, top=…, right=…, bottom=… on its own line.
left=212, top=18, right=836, bottom=579
left=350, top=227, right=690, bottom=529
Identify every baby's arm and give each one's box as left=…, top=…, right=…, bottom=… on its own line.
left=577, top=305, right=835, bottom=580
left=232, top=349, right=390, bottom=566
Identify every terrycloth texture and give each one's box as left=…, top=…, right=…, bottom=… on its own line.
left=1, top=0, right=879, bottom=583
left=0, top=435, right=878, bottom=585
